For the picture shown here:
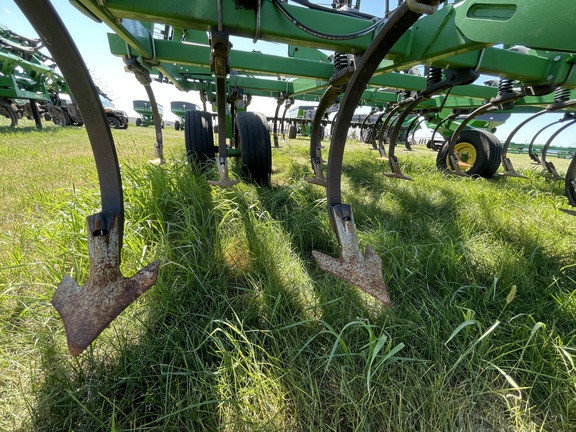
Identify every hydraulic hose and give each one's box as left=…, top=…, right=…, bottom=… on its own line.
left=272, top=0, right=385, bottom=40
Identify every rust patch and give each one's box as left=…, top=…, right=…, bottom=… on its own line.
left=52, top=213, right=159, bottom=355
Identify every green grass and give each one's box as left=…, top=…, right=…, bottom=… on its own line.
left=1, top=117, right=575, bottom=431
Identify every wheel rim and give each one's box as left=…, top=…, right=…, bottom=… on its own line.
left=446, top=141, right=477, bottom=168
left=454, top=142, right=476, bottom=165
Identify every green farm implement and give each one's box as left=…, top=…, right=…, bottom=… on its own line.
left=12, top=0, right=576, bottom=355
left=0, top=23, right=68, bottom=128
left=133, top=99, right=164, bottom=127
left=1, top=23, right=128, bottom=129
left=170, top=100, right=199, bottom=130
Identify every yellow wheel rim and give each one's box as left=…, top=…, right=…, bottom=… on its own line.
left=446, top=141, right=477, bottom=168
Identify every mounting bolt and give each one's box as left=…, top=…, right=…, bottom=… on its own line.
left=547, top=75, right=554, bottom=81
left=554, top=56, right=562, bottom=62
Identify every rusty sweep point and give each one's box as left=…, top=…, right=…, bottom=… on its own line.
left=313, top=204, right=391, bottom=306
left=208, top=157, right=240, bottom=188
left=313, top=246, right=391, bottom=306
left=51, top=213, right=160, bottom=356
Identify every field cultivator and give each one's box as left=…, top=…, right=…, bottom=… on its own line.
left=1, top=23, right=129, bottom=129
left=0, top=23, right=67, bottom=128
left=13, top=0, right=576, bottom=355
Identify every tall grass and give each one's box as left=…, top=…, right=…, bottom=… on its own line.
left=1, top=120, right=575, bottom=430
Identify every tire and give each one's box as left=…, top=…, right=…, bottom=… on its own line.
left=288, top=124, right=297, bottom=139
left=0, top=101, right=17, bottom=127
left=136, top=118, right=142, bottom=127
left=67, top=103, right=82, bottom=124
left=108, top=116, right=121, bottom=129
left=50, top=106, right=70, bottom=126
left=236, top=111, right=272, bottom=185
left=185, top=110, right=215, bottom=165
left=436, top=129, right=502, bottom=178
left=361, top=127, right=374, bottom=144
left=175, top=120, right=181, bottom=131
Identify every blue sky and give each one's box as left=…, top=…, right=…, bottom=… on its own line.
left=2, top=0, right=571, bottom=144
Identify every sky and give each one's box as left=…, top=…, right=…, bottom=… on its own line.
left=2, top=0, right=572, bottom=145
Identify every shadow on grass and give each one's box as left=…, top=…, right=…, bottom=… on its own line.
left=23, top=152, right=576, bottom=431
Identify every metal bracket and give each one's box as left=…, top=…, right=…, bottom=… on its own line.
left=210, top=27, right=231, bottom=78
left=305, top=156, right=327, bottom=187
left=383, top=155, right=413, bottom=181
left=208, top=156, right=240, bottom=187
left=543, top=161, right=565, bottom=181
left=52, top=213, right=159, bottom=356
left=501, top=156, right=528, bottom=179
left=312, top=204, right=391, bottom=306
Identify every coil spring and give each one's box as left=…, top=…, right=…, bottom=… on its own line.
left=554, top=87, right=571, bottom=103
left=498, top=78, right=514, bottom=96
left=426, top=67, right=443, bottom=88
left=333, top=52, right=349, bottom=73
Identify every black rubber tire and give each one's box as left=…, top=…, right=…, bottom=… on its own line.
left=108, top=116, right=121, bottom=129
left=185, top=110, right=215, bottom=165
left=436, top=129, right=502, bottom=178
left=136, top=118, right=142, bottom=127
left=174, top=120, right=181, bottom=131
left=50, top=106, right=70, bottom=126
left=121, top=122, right=129, bottom=129
left=236, top=111, right=272, bottom=185
left=0, top=101, right=17, bottom=127
left=566, top=154, right=576, bottom=207
left=288, top=124, right=297, bottom=139
left=361, top=127, right=373, bottom=144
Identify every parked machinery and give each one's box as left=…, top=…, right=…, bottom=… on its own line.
left=133, top=99, right=163, bottom=128
left=0, top=23, right=65, bottom=128
left=12, top=0, right=576, bottom=354
left=170, top=101, right=199, bottom=130
left=1, top=23, right=129, bottom=129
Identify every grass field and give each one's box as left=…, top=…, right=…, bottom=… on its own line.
left=1, top=117, right=575, bottom=431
